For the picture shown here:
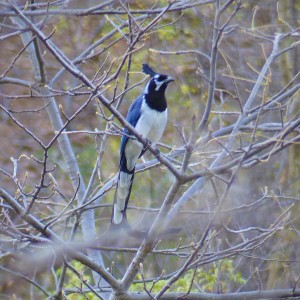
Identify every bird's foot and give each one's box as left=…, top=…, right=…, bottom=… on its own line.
left=143, top=138, right=152, bottom=151
left=143, top=139, right=160, bottom=157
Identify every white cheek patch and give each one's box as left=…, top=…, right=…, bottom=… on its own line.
left=155, top=80, right=164, bottom=91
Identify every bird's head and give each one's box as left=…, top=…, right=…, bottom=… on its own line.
left=142, top=63, right=174, bottom=95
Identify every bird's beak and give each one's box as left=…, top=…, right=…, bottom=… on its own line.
left=166, top=76, right=174, bottom=83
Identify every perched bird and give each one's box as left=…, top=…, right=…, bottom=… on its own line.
left=111, top=63, right=174, bottom=225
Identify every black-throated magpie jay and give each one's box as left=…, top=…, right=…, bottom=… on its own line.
left=111, top=63, right=174, bottom=225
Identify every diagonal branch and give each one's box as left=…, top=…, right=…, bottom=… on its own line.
left=10, top=11, right=108, bottom=294
left=0, top=187, right=121, bottom=292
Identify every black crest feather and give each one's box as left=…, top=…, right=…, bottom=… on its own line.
left=142, top=63, right=157, bottom=77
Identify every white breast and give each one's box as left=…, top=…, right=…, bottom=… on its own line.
left=135, top=99, right=168, bottom=145
left=124, top=99, right=168, bottom=171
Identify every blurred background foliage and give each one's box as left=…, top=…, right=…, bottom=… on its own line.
left=1, top=0, right=300, bottom=298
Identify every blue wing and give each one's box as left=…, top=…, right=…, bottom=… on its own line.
left=119, top=95, right=143, bottom=158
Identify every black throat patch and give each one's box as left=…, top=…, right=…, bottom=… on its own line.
left=144, top=91, right=167, bottom=112
left=144, top=79, right=168, bottom=112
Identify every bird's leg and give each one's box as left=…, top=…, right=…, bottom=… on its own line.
left=142, top=138, right=152, bottom=151
left=145, top=138, right=161, bottom=157
left=146, top=138, right=152, bottom=148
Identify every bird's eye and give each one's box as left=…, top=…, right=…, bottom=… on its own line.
left=154, top=75, right=167, bottom=83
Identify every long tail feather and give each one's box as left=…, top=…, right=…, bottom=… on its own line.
left=111, top=170, right=135, bottom=225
